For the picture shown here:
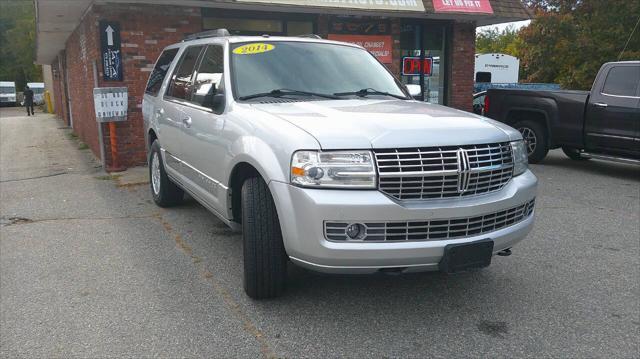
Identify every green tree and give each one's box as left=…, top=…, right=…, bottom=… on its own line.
left=0, top=0, right=42, bottom=91
left=520, top=0, right=640, bottom=89
left=476, top=26, right=524, bottom=58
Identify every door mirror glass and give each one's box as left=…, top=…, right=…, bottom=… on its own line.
left=406, top=84, right=421, bottom=97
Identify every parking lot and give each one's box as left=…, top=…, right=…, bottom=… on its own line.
left=1, top=107, right=638, bottom=357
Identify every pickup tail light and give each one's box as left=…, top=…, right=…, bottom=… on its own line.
left=483, top=95, right=490, bottom=115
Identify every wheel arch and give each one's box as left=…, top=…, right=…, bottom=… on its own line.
left=505, top=109, right=553, bottom=147
left=228, top=161, right=262, bottom=224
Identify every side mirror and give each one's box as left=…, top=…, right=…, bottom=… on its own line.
left=406, top=84, right=421, bottom=98
left=212, top=93, right=225, bottom=113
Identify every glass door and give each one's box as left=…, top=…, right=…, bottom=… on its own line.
left=400, top=22, right=447, bottom=104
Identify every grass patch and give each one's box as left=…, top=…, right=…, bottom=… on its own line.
left=67, top=132, right=78, bottom=140
left=78, top=142, right=89, bottom=150
left=94, top=174, right=122, bottom=181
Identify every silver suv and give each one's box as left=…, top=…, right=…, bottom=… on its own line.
left=143, top=30, right=538, bottom=298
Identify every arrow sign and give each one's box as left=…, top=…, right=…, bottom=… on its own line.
left=105, top=25, right=114, bottom=46
left=100, top=22, right=122, bottom=81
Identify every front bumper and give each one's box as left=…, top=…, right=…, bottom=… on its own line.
left=269, top=170, right=538, bottom=274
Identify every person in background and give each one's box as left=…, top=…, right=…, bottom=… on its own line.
left=23, top=85, right=34, bottom=116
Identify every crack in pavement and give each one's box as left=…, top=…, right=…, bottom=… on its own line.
left=0, top=214, right=159, bottom=227
left=152, top=211, right=276, bottom=359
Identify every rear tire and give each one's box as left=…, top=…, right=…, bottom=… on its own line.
left=562, top=147, right=590, bottom=161
left=513, top=120, right=549, bottom=164
left=241, top=176, right=287, bottom=299
left=149, top=140, right=184, bottom=207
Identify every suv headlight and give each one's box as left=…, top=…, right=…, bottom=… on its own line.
left=511, top=140, right=529, bottom=176
left=291, top=150, right=376, bottom=188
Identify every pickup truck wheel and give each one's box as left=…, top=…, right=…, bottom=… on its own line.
left=562, top=147, right=590, bottom=161
left=514, top=120, right=549, bottom=163
left=241, top=176, right=287, bottom=299
left=149, top=140, right=184, bottom=207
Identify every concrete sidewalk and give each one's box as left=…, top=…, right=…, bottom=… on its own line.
left=0, top=108, right=265, bottom=357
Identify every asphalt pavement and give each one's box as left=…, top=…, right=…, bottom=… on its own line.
left=1, top=106, right=638, bottom=358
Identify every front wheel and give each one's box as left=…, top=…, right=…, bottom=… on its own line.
left=513, top=120, right=549, bottom=164
left=241, top=176, right=287, bottom=299
left=562, top=147, right=590, bottom=161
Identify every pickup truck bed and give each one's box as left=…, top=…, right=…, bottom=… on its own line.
left=483, top=61, right=640, bottom=164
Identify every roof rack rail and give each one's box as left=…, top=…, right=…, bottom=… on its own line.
left=297, top=34, right=322, bottom=39
left=183, top=29, right=230, bottom=42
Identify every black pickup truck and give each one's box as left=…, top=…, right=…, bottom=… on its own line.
left=483, top=61, right=640, bottom=164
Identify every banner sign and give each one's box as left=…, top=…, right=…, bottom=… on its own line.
left=100, top=21, right=123, bottom=81
left=93, top=87, right=128, bottom=123
left=328, top=34, right=393, bottom=63
left=432, top=0, right=493, bottom=14
left=402, top=57, right=433, bottom=76
left=237, top=0, right=425, bottom=12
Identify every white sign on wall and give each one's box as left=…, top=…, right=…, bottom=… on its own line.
left=236, top=0, right=425, bottom=11
left=93, top=87, right=128, bottom=123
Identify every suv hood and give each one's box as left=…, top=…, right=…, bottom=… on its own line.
left=249, top=99, right=515, bottom=149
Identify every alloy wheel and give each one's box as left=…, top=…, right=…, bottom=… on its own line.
left=151, top=152, right=161, bottom=195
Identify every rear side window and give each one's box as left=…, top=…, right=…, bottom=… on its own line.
left=191, top=45, right=224, bottom=108
left=602, top=66, right=640, bottom=97
left=166, top=46, right=204, bottom=100
left=145, top=48, right=178, bottom=96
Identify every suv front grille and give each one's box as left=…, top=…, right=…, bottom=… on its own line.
left=374, top=142, right=514, bottom=200
left=324, top=199, right=535, bottom=242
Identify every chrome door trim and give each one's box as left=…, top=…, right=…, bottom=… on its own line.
left=161, top=148, right=228, bottom=190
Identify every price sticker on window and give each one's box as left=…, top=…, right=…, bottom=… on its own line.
left=232, top=43, right=275, bottom=55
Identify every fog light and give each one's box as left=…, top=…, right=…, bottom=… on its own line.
left=346, top=223, right=365, bottom=240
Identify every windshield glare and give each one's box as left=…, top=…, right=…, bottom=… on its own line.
left=231, top=41, right=406, bottom=100
left=0, top=87, right=15, bottom=94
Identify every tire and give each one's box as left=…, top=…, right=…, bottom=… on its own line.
left=562, top=147, right=590, bottom=161
left=513, top=120, right=549, bottom=164
left=241, top=176, right=287, bottom=299
left=149, top=140, right=184, bottom=207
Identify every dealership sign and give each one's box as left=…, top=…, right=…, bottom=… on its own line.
left=328, top=34, right=393, bottom=63
left=402, top=57, right=433, bottom=76
left=432, top=0, right=493, bottom=14
left=238, top=0, right=425, bottom=11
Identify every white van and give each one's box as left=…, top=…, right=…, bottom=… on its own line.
left=0, top=81, right=17, bottom=107
left=27, top=82, right=46, bottom=105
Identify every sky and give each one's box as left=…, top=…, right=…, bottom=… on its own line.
left=477, top=20, right=531, bottom=33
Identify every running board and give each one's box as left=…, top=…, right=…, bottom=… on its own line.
left=581, top=152, right=640, bottom=165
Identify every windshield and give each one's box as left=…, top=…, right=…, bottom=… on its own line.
left=32, top=88, right=45, bottom=94
left=0, top=87, right=15, bottom=94
left=231, top=41, right=407, bottom=100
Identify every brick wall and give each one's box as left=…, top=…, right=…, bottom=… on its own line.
left=449, top=21, right=476, bottom=112
left=58, top=4, right=202, bottom=170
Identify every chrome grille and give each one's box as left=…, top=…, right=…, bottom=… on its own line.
left=375, top=142, right=514, bottom=200
left=325, top=199, right=535, bottom=242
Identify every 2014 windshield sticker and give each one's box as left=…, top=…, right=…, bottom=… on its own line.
left=233, top=43, right=275, bottom=55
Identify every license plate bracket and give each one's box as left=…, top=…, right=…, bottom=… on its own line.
left=439, top=239, right=494, bottom=273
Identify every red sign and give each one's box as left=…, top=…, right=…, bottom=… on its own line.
left=402, top=57, right=433, bottom=76
left=432, top=0, right=493, bottom=14
left=328, top=34, right=393, bottom=64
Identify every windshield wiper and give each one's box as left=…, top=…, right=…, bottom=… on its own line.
left=238, top=88, right=340, bottom=101
left=334, top=88, right=408, bottom=100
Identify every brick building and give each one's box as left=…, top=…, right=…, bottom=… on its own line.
left=35, top=0, right=529, bottom=171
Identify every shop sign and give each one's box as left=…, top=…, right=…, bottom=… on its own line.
left=402, top=57, right=433, bottom=76
left=330, top=18, right=391, bottom=35
left=93, top=87, right=127, bottom=122
left=236, top=0, right=425, bottom=12
left=99, top=21, right=123, bottom=81
left=432, top=0, right=493, bottom=14
left=328, top=34, right=393, bottom=63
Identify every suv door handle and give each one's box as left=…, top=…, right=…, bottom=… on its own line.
left=182, top=117, right=192, bottom=128
left=593, top=102, right=608, bottom=108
